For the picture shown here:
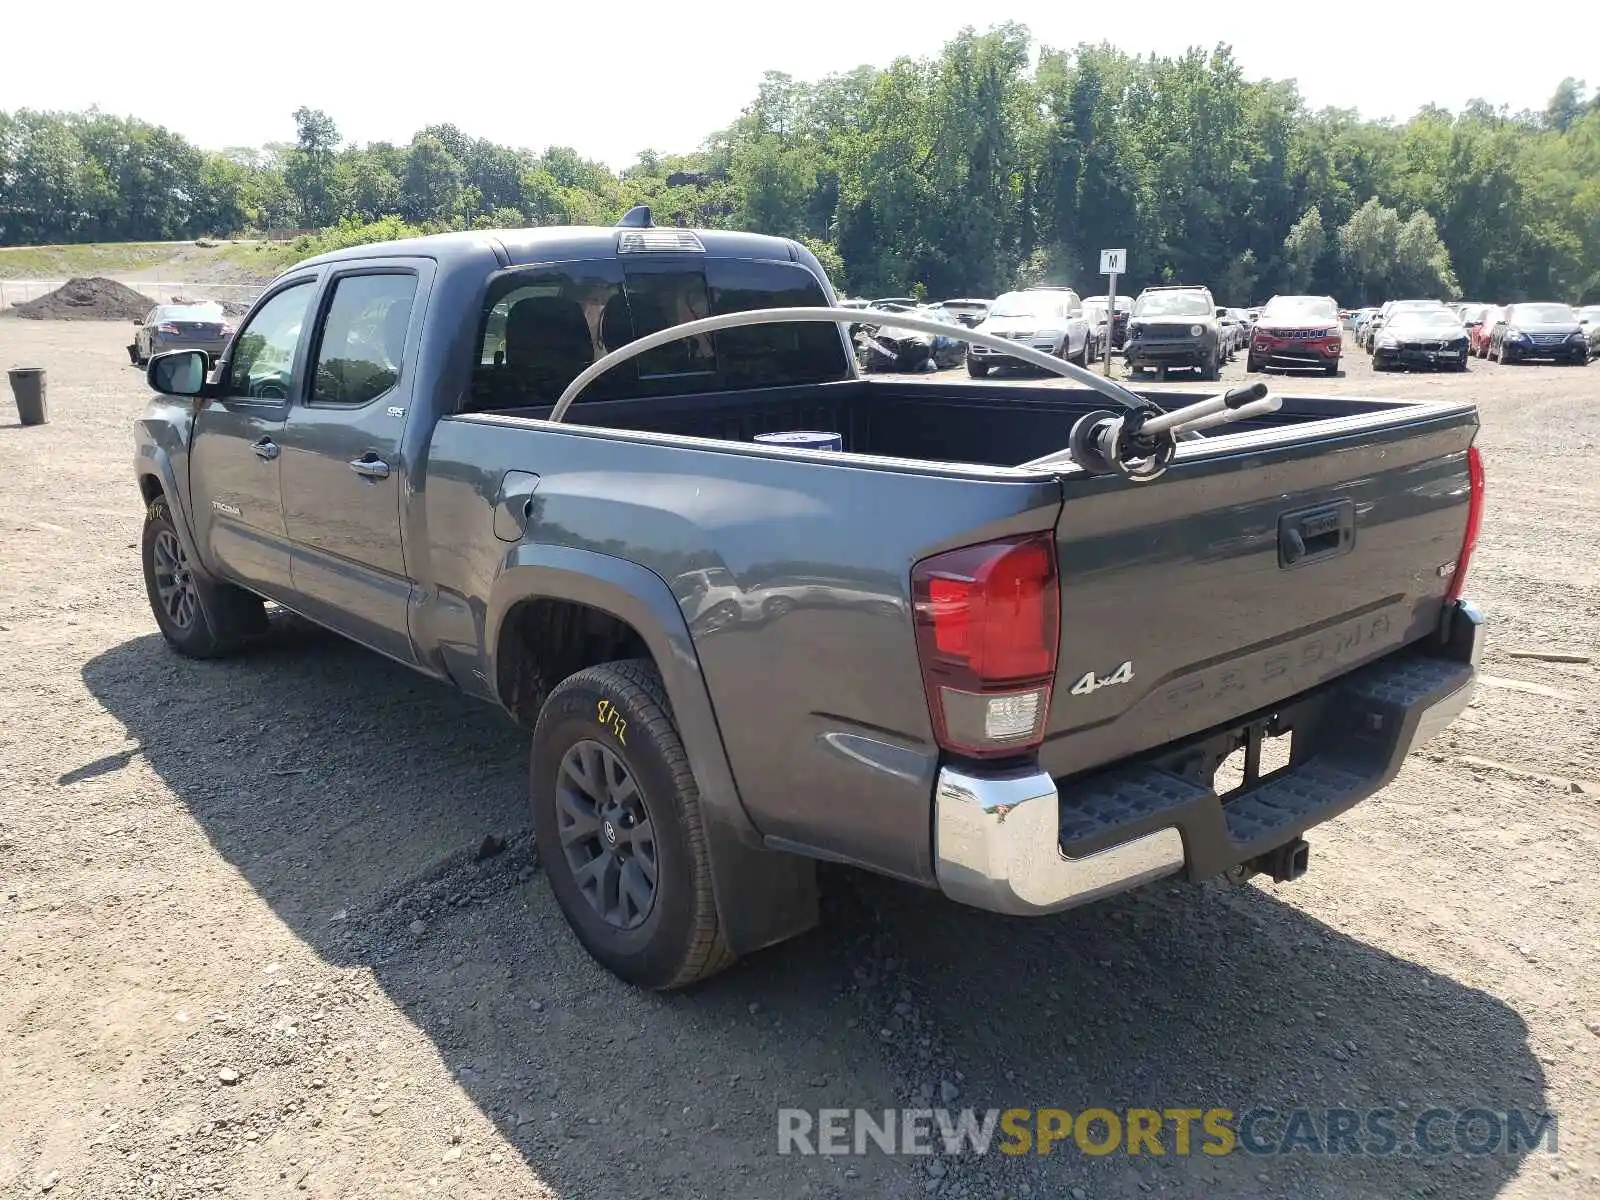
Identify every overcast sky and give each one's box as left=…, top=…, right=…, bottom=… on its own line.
left=4, top=2, right=1585, bottom=168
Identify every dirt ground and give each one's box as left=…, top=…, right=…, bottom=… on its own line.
left=2, top=324, right=1597, bottom=1200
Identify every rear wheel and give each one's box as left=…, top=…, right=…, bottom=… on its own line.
left=966, top=359, right=990, bottom=378
left=531, top=660, right=735, bottom=990
left=141, top=497, right=267, bottom=658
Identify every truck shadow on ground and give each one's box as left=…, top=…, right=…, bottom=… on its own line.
left=83, top=626, right=1546, bottom=1200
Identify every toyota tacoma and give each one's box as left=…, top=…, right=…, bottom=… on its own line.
left=133, top=212, right=1485, bottom=990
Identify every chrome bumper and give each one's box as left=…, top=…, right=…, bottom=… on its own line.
left=933, top=767, right=1186, bottom=916
left=934, top=603, right=1483, bottom=917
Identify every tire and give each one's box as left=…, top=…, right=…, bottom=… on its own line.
left=531, top=660, right=735, bottom=990
left=1199, top=351, right=1220, bottom=382
left=966, top=359, right=990, bottom=378
left=1324, top=360, right=1340, bottom=376
left=1245, top=354, right=1262, bottom=374
left=141, top=496, right=267, bottom=658
left=1068, top=339, right=1088, bottom=368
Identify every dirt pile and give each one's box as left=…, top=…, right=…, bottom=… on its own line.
left=13, top=276, right=152, bottom=321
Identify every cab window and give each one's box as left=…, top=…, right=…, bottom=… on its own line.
left=224, top=281, right=315, bottom=400
left=309, top=273, right=418, bottom=406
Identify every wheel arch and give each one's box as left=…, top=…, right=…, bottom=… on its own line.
left=486, top=545, right=818, bottom=956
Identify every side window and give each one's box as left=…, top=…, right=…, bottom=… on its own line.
left=310, top=273, right=418, bottom=405
left=224, top=281, right=315, bottom=400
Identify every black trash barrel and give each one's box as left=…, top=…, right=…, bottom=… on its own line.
left=8, top=367, right=47, bottom=426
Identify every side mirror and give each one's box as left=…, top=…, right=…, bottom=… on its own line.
left=133, top=317, right=144, bottom=325
left=147, top=349, right=210, bottom=398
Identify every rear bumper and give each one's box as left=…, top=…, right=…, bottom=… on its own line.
left=154, top=339, right=229, bottom=360
left=934, top=600, right=1483, bottom=916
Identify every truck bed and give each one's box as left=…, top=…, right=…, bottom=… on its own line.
left=485, top=377, right=1416, bottom=470
left=443, top=376, right=1477, bottom=885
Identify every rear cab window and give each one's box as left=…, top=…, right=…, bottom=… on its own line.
left=468, top=256, right=849, bottom=413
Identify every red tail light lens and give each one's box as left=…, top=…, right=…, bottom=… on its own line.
left=156, top=322, right=180, bottom=334
left=911, top=533, right=1060, bottom=757
left=1445, top=445, right=1484, bottom=603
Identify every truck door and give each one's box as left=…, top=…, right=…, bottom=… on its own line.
left=278, top=262, right=429, bottom=666
left=188, top=276, right=317, bottom=598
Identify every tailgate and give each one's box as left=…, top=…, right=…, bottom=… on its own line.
left=1036, top=402, right=1478, bottom=780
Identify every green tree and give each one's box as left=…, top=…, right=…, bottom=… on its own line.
left=1338, top=198, right=1402, bottom=303
left=284, top=107, right=344, bottom=226
left=402, top=134, right=462, bottom=224
left=1282, top=206, right=1325, bottom=291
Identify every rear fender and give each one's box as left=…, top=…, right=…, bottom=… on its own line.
left=486, top=544, right=818, bottom=956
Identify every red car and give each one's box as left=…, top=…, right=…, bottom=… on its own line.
left=1245, top=294, right=1342, bottom=375
left=1467, top=305, right=1502, bottom=357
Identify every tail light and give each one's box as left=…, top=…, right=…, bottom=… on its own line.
left=220, top=325, right=235, bottom=338
left=156, top=322, right=180, bottom=335
left=1445, top=445, right=1484, bottom=602
left=911, top=533, right=1060, bottom=758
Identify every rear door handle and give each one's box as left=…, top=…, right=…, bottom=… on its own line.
left=252, top=437, right=279, bottom=461
left=348, top=454, right=391, bottom=480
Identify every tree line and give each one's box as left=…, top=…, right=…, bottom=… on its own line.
left=2, top=28, right=1596, bottom=303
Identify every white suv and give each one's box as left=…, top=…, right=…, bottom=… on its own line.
left=968, top=287, right=1092, bottom=377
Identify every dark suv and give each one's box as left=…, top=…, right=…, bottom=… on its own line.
left=1124, top=285, right=1223, bottom=380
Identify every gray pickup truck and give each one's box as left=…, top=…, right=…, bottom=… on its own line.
left=133, top=215, right=1485, bottom=990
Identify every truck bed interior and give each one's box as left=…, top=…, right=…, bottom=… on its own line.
left=483, top=379, right=1416, bottom=469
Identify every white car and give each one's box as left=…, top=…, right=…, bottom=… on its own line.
left=966, top=288, right=1092, bottom=378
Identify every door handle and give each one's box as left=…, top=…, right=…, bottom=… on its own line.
left=348, top=454, right=391, bottom=480
left=252, top=437, right=279, bottom=461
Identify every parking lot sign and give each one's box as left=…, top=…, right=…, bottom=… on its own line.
left=1099, top=250, right=1127, bottom=377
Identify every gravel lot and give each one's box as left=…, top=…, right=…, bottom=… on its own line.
left=2, top=323, right=1597, bottom=1199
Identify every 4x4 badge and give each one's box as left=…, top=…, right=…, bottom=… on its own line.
left=1070, top=660, right=1134, bottom=696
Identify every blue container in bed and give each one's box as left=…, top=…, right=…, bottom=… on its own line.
left=753, top=430, right=844, bottom=452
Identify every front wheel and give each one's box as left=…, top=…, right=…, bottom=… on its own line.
left=1067, top=340, right=1088, bottom=368
left=141, top=498, right=267, bottom=657
left=531, top=660, right=735, bottom=990
left=1199, top=351, right=1220, bottom=382
left=966, top=359, right=990, bottom=378
left=1245, top=354, right=1262, bottom=374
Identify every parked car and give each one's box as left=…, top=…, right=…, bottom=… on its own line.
left=1371, top=308, right=1471, bottom=372
left=1469, top=306, right=1504, bottom=358
left=1081, top=294, right=1132, bottom=348
left=1363, top=300, right=1449, bottom=354
left=1082, top=300, right=1110, bottom=362
left=1228, top=307, right=1253, bottom=343
left=1124, top=285, right=1223, bottom=379
left=1350, top=308, right=1381, bottom=344
left=1215, top=307, right=1244, bottom=358
left=128, top=303, right=234, bottom=367
left=1456, top=303, right=1491, bottom=346
left=935, top=298, right=992, bottom=328
left=1577, top=305, right=1600, bottom=359
left=132, top=215, right=1483, bottom=990
left=1487, top=302, right=1589, bottom=365
left=966, top=288, right=1091, bottom=377
left=1246, top=295, right=1343, bottom=375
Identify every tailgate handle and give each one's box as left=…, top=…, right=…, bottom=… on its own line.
left=1279, top=500, right=1355, bottom=568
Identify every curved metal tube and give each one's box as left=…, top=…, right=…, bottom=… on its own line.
left=550, top=306, right=1155, bottom=423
